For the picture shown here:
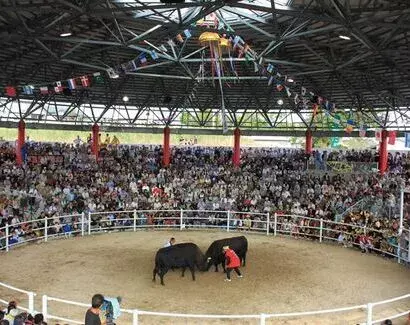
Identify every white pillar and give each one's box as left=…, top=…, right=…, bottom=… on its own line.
left=42, top=295, right=48, bottom=321
left=132, top=310, right=139, bottom=325
left=366, top=302, right=373, bottom=325
left=180, top=209, right=183, bottom=230
left=5, top=223, right=9, bottom=252
left=28, top=292, right=35, bottom=315
left=133, top=210, right=137, bottom=232
left=81, top=212, right=85, bottom=237
left=227, top=211, right=231, bottom=232
left=399, top=189, right=404, bottom=231
left=44, top=217, right=48, bottom=242
left=273, top=213, right=277, bottom=236
left=260, top=313, right=266, bottom=325
left=266, top=213, right=270, bottom=235
left=88, top=212, right=91, bottom=235
left=319, top=218, right=323, bottom=243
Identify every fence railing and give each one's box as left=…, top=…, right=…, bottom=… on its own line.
left=0, top=209, right=409, bottom=324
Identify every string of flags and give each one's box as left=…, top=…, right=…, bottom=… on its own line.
left=1, top=12, right=396, bottom=136
left=4, top=73, right=104, bottom=97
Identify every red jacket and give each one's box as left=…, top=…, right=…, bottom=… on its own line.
left=225, top=249, right=241, bottom=268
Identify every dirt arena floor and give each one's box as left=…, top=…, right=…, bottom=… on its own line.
left=0, top=230, right=409, bottom=325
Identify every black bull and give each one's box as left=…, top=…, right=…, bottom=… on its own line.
left=152, top=243, right=208, bottom=285
left=205, top=236, right=248, bottom=272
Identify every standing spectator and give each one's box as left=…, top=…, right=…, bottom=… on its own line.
left=85, top=294, right=104, bottom=325
left=222, top=245, right=243, bottom=282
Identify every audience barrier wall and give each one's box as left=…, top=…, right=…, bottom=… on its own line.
left=0, top=209, right=409, bottom=324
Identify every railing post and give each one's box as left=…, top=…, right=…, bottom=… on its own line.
left=44, top=217, right=48, bottom=242
left=260, top=313, right=266, bottom=325
left=42, top=295, right=48, bottom=321
left=81, top=212, right=85, bottom=237
left=132, top=309, right=139, bottom=325
left=180, top=209, right=183, bottom=230
left=227, top=211, right=230, bottom=232
left=266, top=213, right=270, bottom=236
left=88, top=212, right=91, bottom=235
left=273, top=213, right=277, bottom=237
left=5, top=223, right=9, bottom=252
left=319, top=218, right=323, bottom=243
left=366, top=302, right=373, bottom=325
left=133, top=209, right=137, bottom=232
left=408, top=230, right=410, bottom=263
left=28, top=291, right=35, bottom=315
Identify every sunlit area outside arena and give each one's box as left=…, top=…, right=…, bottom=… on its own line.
left=1, top=0, right=410, bottom=324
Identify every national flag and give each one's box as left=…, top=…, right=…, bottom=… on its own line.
left=68, top=78, right=77, bottom=89
left=140, top=55, right=147, bottom=65
left=22, top=85, right=34, bottom=95
left=107, top=68, right=119, bottom=79
left=388, top=130, right=396, bottom=145
left=40, top=86, right=49, bottom=95
left=266, top=63, right=274, bottom=73
left=150, top=50, right=159, bottom=60
left=301, top=86, right=306, bottom=96
left=5, top=86, right=16, bottom=97
left=285, top=86, right=291, bottom=97
left=405, top=133, right=410, bottom=148
left=276, top=84, right=284, bottom=91
left=176, top=34, right=183, bottom=43
left=347, top=119, right=355, bottom=126
left=183, top=29, right=192, bottom=39
left=81, top=76, right=90, bottom=87
left=54, top=81, right=63, bottom=93
left=93, top=72, right=104, bottom=84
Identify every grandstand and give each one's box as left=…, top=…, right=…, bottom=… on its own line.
left=1, top=0, right=410, bottom=324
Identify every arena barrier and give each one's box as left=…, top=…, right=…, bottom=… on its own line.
left=0, top=209, right=409, bottom=324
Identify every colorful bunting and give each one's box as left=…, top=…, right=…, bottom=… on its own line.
left=5, top=86, right=16, bottom=97
left=183, top=29, right=192, bottom=38
left=81, top=76, right=90, bottom=87
left=150, top=50, right=159, bottom=60
left=54, top=81, right=63, bottom=93
left=93, top=72, right=104, bottom=84
left=22, top=85, right=33, bottom=95
left=176, top=34, right=184, bottom=43
left=39, top=86, right=49, bottom=95
left=276, top=84, right=283, bottom=92
left=68, top=79, right=76, bottom=89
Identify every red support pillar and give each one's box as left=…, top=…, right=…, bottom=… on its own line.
left=91, top=123, right=100, bottom=161
left=379, top=129, right=388, bottom=175
left=16, top=120, right=25, bottom=165
left=163, top=126, right=171, bottom=167
left=305, top=129, right=313, bottom=155
left=233, top=127, right=241, bottom=167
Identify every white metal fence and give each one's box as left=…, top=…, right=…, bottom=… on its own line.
left=0, top=209, right=409, bottom=324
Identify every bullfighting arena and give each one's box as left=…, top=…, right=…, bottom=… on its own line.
left=1, top=230, right=409, bottom=324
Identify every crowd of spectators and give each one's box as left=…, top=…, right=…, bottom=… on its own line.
left=0, top=301, right=46, bottom=325
left=0, top=140, right=409, bottom=258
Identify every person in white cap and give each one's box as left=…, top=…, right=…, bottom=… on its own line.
left=222, top=246, right=243, bottom=282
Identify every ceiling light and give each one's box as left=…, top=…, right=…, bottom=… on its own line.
left=339, top=35, right=351, bottom=40
left=60, top=32, right=72, bottom=37
left=122, top=96, right=129, bottom=102
left=277, top=99, right=284, bottom=105
left=287, top=78, right=294, bottom=83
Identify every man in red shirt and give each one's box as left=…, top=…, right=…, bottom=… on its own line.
left=223, top=246, right=243, bottom=282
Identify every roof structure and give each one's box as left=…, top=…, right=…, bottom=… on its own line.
left=0, top=0, right=410, bottom=135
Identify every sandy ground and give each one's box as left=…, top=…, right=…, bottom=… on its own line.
left=0, top=230, right=409, bottom=325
